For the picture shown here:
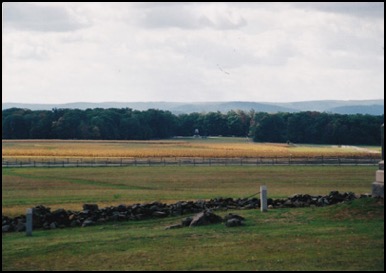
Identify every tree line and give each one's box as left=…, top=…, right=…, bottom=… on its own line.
left=2, top=107, right=383, bottom=145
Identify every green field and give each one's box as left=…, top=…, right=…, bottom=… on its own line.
left=2, top=198, right=384, bottom=271
left=2, top=165, right=384, bottom=270
left=2, top=165, right=378, bottom=216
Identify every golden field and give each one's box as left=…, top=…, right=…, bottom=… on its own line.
left=1, top=138, right=381, bottom=159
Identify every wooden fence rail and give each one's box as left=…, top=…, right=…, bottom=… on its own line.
left=1, top=156, right=380, bottom=168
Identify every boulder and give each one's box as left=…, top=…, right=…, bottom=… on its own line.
left=223, top=213, right=245, bottom=222
left=225, top=218, right=244, bottom=227
left=189, top=210, right=223, bottom=227
left=81, top=219, right=95, bottom=227
left=82, top=204, right=99, bottom=212
left=15, top=222, right=26, bottom=232
left=2, top=225, right=11, bottom=232
left=181, top=216, right=193, bottom=227
left=152, top=211, right=168, bottom=218
left=224, top=213, right=245, bottom=227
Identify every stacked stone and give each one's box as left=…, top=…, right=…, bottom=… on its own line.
left=2, top=191, right=367, bottom=233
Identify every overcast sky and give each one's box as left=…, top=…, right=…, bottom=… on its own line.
left=2, top=2, right=384, bottom=104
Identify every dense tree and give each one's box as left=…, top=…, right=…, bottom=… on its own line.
left=227, top=110, right=251, bottom=137
left=251, top=111, right=383, bottom=145
left=2, top=108, right=33, bottom=139
left=29, top=111, right=54, bottom=139
left=1, top=107, right=383, bottom=145
left=202, top=111, right=228, bottom=136
left=176, top=113, right=202, bottom=136
left=51, top=109, right=86, bottom=139
left=253, top=113, right=287, bottom=142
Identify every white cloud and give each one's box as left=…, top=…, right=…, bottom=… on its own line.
left=2, top=2, right=384, bottom=104
left=3, top=2, right=91, bottom=32
left=293, top=2, right=384, bottom=18
left=137, top=2, right=247, bottom=30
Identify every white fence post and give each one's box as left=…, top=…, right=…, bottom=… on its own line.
left=260, top=185, right=268, bottom=212
left=26, top=208, right=33, bottom=236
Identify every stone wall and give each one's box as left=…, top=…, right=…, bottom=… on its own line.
left=1, top=191, right=370, bottom=233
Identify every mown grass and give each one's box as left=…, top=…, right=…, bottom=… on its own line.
left=2, top=198, right=383, bottom=271
left=2, top=165, right=377, bottom=216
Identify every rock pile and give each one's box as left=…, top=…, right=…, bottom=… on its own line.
left=165, top=211, right=245, bottom=229
left=2, top=191, right=367, bottom=233
left=270, top=191, right=358, bottom=208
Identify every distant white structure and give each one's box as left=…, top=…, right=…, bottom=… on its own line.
left=194, top=129, right=200, bottom=138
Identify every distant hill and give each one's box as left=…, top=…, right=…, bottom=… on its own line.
left=2, top=99, right=384, bottom=115
left=274, top=99, right=384, bottom=112
left=326, top=104, right=384, bottom=115
left=167, top=101, right=296, bottom=114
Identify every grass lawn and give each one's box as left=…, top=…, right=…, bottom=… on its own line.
left=2, top=165, right=378, bottom=216
left=2, top=198, right=383, bottom=271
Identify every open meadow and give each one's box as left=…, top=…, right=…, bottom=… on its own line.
left=1, top=165, right=380, bottom=216
left=2, top=138, right=384, bottom=270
